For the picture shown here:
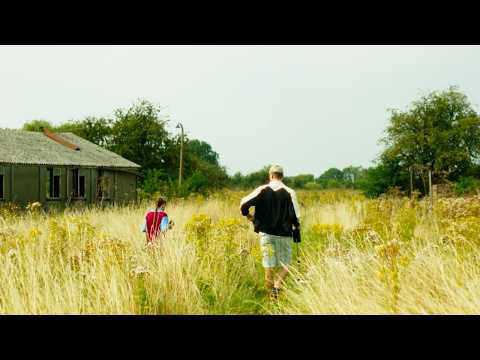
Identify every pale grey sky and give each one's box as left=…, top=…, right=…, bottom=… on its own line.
left=1, top=45, right=479, bottom=176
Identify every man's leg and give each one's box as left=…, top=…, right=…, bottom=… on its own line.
left=260, top=234, right=276, bottom=291
left=273, top=237, right=292, bottom=289
left=274, top=265, right=289, bottom=289
left=264, top=268, right=275, bottom=291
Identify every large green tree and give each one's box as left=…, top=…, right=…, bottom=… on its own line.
left=186, top=139, right=220, bottom=166
left=342, top=166, right=363, bottom=188
left=316, top=167, right=345, bottom=188
left=381, top=86, right=480, bottom=192
left=110, top=100, right=171, bottom=174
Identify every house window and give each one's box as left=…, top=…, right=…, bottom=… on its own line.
left=0, top=174, right=4, bottom=199
left=71, top=168, right=86, bottom=198
left=47, top=168, right=61, bottom=199
left=79, top=175, right=85, bottom=198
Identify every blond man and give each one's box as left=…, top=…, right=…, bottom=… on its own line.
left=239, top=165, right=301, bottom=299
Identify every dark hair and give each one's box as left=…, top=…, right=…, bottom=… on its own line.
left=156, top=198, right=166, bottom=209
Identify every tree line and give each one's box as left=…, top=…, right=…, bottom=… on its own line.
left=23, top=100, right=229, bottom=198
left=370, top=86, right=480, bottom=197
left=22, top=86, right=480, bottom=198
left=230, top=165, right=366, bottom=190
left=228, top=86, right=480, bottom=197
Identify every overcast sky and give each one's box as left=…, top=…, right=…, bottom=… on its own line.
left=1, top=45, right=479, bottom=176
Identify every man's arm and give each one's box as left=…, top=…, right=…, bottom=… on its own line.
left=290, top=190, right=301, bottom=223
left=239, top=186, right=265, bottom=216
left=289, top=191, right=301, bottom=243
left=285, top=189, right=301, bottom=228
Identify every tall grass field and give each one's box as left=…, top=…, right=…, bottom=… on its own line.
left=1, top=189, right=480, bottom=314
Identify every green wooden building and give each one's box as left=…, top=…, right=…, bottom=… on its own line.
left=0, top=128, right=141, bottom=208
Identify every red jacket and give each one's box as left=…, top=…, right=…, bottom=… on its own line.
left=145, top=209, right=167, bottom=242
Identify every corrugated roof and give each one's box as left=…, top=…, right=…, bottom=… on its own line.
left=0, top=129, right=141, bottom=169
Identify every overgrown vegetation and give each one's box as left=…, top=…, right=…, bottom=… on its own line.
left=2, top=189, right=480, bottom=314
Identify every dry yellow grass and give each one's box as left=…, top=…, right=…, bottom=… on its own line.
left=1, top=189, right=480, bottom=314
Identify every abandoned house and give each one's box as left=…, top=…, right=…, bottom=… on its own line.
left=0, top=128, right=141, bottom=208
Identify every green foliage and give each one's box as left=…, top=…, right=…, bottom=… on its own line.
left=110, top=100, right=171, bottom=173
left=229, top=166, right=370, bottom=192
left=23, top=118, right=113, bottom=147
left=140, top=169, right=169, bottom=195
left=23, top=120, right=54, bottom=132
left=21, top=99, right=228, bottom=198
left=342, top=166, right=363, bottom=188
left=228, top=165, right=271, bottom=189
left=349, top=86, right=480, bottom=198
left=23, top=86, right=480, bottom=199
left=316, top=168, right=346, bottom=189
left=356, top=160, right=407, bottom=198
left=381, top=86, right=480, bottom=190
left=192, top=160, right=229, bottom=188
left=284, top=174, right=315, bottom=188
left=455, top=177, right=480, bottom=196
left=317, top=168, right=344, bottom=182
left=304, top=182, right=322, bottom=190
left=187, top=139, right=220, bottom=166
left=56, top=117, right=113, bottom=147
left=185, top=171, right=210, bottom=194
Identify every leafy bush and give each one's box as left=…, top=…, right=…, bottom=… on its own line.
left=185, top=172, right=210, bottom=195
left=141, top=169, right=168, bottom=195
left=304, top=182, right=322, bottom=190
left=455, top=177, right=480, bottom=196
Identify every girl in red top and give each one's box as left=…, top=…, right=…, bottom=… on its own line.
left=142, top=198, right=173, bottom=244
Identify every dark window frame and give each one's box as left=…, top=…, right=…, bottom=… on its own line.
left=53, top=175, right=60, bottom=198
left=71, top=168, right=86, bottom=199
left=47, top=168, right=61, bottom=200
left=72, top=168, right=79, bottom=198
left=0, top=174, right=4, bottom=200
left=79, top=175, right=86, bottom=198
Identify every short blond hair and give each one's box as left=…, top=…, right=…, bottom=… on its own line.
left=269, top=165, right=284, bottom=179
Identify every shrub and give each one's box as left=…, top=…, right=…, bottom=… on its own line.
left=454, top=177, right=480, bottom=196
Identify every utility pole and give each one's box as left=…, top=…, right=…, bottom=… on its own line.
left=176, top=123, right=184, bottom=187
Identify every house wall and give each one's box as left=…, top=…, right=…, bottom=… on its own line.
left=115, top=172, right=137, bottom=204
left=0, top=164, right=138, bottom=208
left=92, top=169, right=137, bottom=205
left=94, top=169, right=114, bottom=204
left=11, top=165, right=41, bottom=205
left=38, top=166, right=47, bottom=204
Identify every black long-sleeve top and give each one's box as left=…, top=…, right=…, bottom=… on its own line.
left=239, top=180, right=300, bottom=237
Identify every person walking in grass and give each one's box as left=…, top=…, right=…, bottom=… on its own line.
left=239, top=165, right=301, bottom=300
left=141, top=197, right=174, bottom=244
